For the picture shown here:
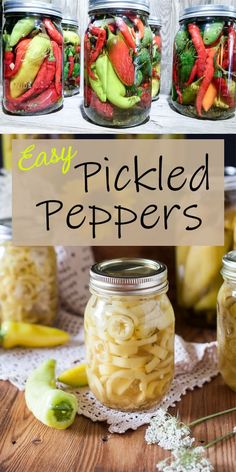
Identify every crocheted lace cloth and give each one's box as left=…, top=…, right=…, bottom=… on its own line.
left=0, top=310, right=218, bottom=434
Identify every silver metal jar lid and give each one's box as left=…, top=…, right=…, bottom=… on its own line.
left=4, top=1, right=63, bottom=18
left=221, top=251, right=236, bottom=282
left=0, top=220, right=12, bottom=241
left=88, top=0, right=150, bottom=14
left=180, top=4, right=236, bottom=21
left=225, top=167, right=236, bottom=192
left=90, top=258, right=168, bottom=296
left=62, top=19, right=79, bottom=28
left=149, top=16, right=161, bottom=27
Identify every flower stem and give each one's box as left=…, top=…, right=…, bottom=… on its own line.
left=205, top=431, right=236, bottom=449
left=188, top=406, right=236, bottom=428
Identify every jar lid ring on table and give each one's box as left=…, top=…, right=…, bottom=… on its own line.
left=88, top=0, right=150, bottom=15
left=62, top=19, right=79, bottom=27
left=224, top=167, right=236, bottom=192
left=149, top=16, right=162, bottom=27
left=180, top=4, right=236, bottom=21
left=221, top=251, right=236, bottom=282
left=90, top=258, right=168, bottom=296
left=4, top=0, right=63, bottom=18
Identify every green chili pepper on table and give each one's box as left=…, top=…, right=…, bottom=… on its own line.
left=25, top=359, right=78, bottom=430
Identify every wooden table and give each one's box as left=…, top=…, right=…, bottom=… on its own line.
left=1, top=325, right=236, bottom=472
left=1, top=93, right=236, bottom=135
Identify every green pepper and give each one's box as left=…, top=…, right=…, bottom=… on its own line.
left=64, top=62, right=70, bottom=81
left=175, top=29, right=188, bottom=52
left=89, top=63, right=106, bottom=102
left=96, top=54, right=140, bottom=109
left=152, top=78, right=160, bottom=98
left=72, top=63, right=80, bottom=78
left=135, top=69, right=143, bottom=86
left=63, top=30, right=80, bottom=46
left=141, top=26, right=153, bottom=47
left=182, top=78, right=202, bottom=105
left=203, top=22, right=224, bottom=45
left=179, top=48, right=196, bottom=84
left=10, top=18, right=35, bottom=47
left=135, top=48, right=152, bottom=76
left=25, top=359, right=78, bottom=430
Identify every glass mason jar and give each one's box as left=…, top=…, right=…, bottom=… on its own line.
left=84, top=0, right=152, bottom=128
left=0, top=221, right=58, bottom=325
left=62, top=19, right=80, bottom=97
left=2, top=1, right=63, bottom=115
left=217, top=251, right=236, bottom=391
left=172, top=5, right=236, bottom=120
left=84, top=258, right=175, bottom=411
left=176, top=167, right=236, bottom=328
left=149, top=17, right=161, bottom=101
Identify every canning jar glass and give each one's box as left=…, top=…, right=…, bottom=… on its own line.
left=84, top=258, right=175, bottom=411
left=62, top=19, right=80, bottom=97
left=84, top=0, right=152, bottom=128
left=172, top=5, right=236, bottom=120
left=0, top=222, right=58, bottom=325
left=149, top=17, right=161, bottom=101
left=3, top=1, right=63, bottom=115
left=176, top=167, right=236, bottom=328
left=217, top=251, right=236, bottom=391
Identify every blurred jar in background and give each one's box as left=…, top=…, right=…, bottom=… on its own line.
left=217, top=250, right=236, bottom=391
left=0, top=220, right=58, bottom=325
left=176, top=167, right=236, bottom=328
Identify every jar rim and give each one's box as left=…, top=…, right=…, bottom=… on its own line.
left=88, top=0, right=150, bottom=15
left=62, top=19, right=79, bottom=27
left=180, top=4, right=236, bottom=21
left=221, top=251, right=236, bottom=282
left=225, top=167, right=236, bottom=192
left=149, top=16, right=162, bottom=27
left=90, top=257, right=168, bottom=296
left=4, top=1, right=63, bottom=18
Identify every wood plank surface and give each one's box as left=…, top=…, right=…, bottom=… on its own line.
left=1, top=325, right=236, bottom=472
left=1, top=94, right=236, bottom=134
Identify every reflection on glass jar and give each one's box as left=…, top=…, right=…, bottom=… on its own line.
left=3, top=1, right=63, bottom=115
left=172, top=5, right=236, bottom=120
left=0, top=221, right=58, bottom=325
left=84, top=258, right=175, bottom=411
left=217, top=251, right=236, bottom=391
left=176, top=167, right=236, bottom=328
left=62, top=19, right=80, bottom=97
left=84, top=0, right=152, bottom=128
left=149, top=17, right=161, bottom=101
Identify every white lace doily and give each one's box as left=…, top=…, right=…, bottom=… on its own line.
left=0, top=310, right=218, bottom=434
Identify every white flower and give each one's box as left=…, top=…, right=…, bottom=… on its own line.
left=145, top=408, right=194, bottom=451
left=156, top=447, right=214, bottom=472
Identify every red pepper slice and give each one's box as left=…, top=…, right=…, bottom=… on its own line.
left=43, top=18, right=63, bottom=45
left=115, top=17, right=136, bottom=50
left=51, top=41, right=62, bottom=96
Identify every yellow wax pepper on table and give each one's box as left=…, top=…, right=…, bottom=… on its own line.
left=58, top=363, right=88, bottom=388
left=0, top=321, right=70, bottom=349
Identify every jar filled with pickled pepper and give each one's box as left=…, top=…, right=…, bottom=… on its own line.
left=149, top=16, right=161, bottom=101
left=172, top=5, right=236, bottom=120
left=62, top=19, right=80, bottom=97
left=176, top=167, right=236, bottom=328
left=0, top=221, right=58, bottom=325
left=3, top=1, right=63, bottom=115
left=84, top=0, right=153, bottom=128
left=84, top=258, right=175, bottom=411
left=217, top=251, right=236, bottom=391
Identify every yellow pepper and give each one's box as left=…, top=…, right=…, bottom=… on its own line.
left=58, top=363, right=88, bottom=387
left=0, top=321, right=70, bottom=349
left=10, top=34, right=51, bottom=98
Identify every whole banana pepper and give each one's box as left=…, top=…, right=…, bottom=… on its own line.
left=96, top=54, right=140, bottom=109
left=9, top=17, right=35, bottom=47
left=10, top=34, right=51, bottom=98
left=0, top=321, right=70, bottom=349
left=25, top=359, right=78, bottom=430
